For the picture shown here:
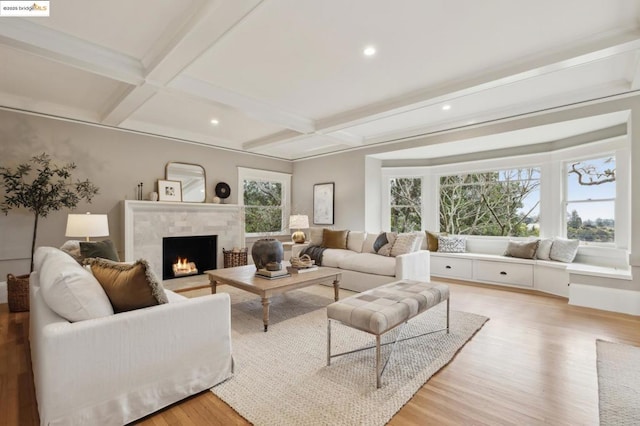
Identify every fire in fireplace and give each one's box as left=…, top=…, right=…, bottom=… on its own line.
left=162, top=235, right=217, bottom=280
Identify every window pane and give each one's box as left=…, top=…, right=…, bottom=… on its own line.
left=566, top=201, right=614, bottom=243
left=390, top=178, right=421, bottom=232
left=567, top=156, right=615, bottom=201
left=243, top=180, right=282, bottom=206
left=243, top=179, right=283, bottom=233
left=245, top=206, right=282, bottom=233
left=439, top=168, right=540, bottom=237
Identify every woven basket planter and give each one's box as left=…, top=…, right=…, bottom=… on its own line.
left=223, top=248, right=248, bottom=268
left=7, top=273, right=30, bottom=312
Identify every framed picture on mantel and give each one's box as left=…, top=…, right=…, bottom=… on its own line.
left=158, top=179, right=182, bottom=202
left=313, top=182, right=334, bottom=225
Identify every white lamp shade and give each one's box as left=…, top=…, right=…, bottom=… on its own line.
left=289, top=215, right=309, bottom=229
left=65, top=213, right=109, bottom=239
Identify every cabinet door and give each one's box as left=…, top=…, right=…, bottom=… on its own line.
left=473, top=260, right=533, bottom=287
left=431, top=256, right=473, bottom=279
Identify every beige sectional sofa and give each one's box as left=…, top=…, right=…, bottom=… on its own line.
left=292, top=229, right=430, bottom=292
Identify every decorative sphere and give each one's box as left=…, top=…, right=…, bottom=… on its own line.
left=212, top=196, right=221, bottom=204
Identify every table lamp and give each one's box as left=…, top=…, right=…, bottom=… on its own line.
left=289, top=214, right=309, bottom=244
left=65, top=212, right=109, bottom=241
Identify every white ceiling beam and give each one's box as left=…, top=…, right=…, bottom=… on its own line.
left=0, top=19, right=144, bottom=85
left=242, top=130, right=305, bottom=151
left=103, top=0, right=263, bottom=125
left=171, top=75, right=315, bottom=134
left=323, top=130, right=363, bottom=147
left=316, top=30, right=640, bottom=134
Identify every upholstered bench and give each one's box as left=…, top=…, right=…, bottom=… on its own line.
left=327, top=279, right=450, bottom=388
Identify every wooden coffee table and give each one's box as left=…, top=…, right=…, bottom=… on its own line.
left=205, top=264, right=342, bottom=332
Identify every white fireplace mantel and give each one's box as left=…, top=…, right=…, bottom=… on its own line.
left=123, top=200, right=245, bottom=280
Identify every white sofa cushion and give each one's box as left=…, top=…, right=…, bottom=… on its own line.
left=38, top=247, right=114, bottom=322
left=322, top=248, right=358, bottom=267
left=347, top=231, right=367, bottom=253
left=338, top=253, right=396, bottom=277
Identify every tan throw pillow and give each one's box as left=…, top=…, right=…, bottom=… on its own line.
left=426, top=231, right=448, bottom=251
left=309, top=227, right=325, bottom=246
left=90, top=258, right=168, bottom=313
left=322, top=229, right=349, bottom=249
left=504, top=240, right=540, bottom=259
left=390, top=233, right=421, bottom=257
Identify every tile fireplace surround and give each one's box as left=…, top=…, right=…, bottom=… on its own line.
left=123, top=200, right=245, bottom=285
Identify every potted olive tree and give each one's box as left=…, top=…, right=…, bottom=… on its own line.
left=0, top=153, right=99, bottom=311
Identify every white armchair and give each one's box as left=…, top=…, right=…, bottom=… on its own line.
left=29, top=247, right=233, bottom=425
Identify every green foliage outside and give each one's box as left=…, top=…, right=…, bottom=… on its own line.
left=0, top=153, right=99, bottom=271
left=243, top=180, right=282, bottom=233
left=567, top=210, right=614, bottom=242
left=439, top=169, right=540, bottom=237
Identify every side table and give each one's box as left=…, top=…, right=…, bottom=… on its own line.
left=282, top=241, right=309, bottom=261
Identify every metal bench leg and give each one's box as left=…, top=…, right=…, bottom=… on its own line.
left=446, top=298, right=450, bottom=334
left=327, top=319, right=331, bottom=366
left=376, top=334, right=382, bottom=389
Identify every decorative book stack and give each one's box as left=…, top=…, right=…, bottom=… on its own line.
left=255, top=268, right=290, bottom=279
left=286, top=265, right=319, bottom=274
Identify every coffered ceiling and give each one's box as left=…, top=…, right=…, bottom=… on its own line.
left=0, top=0, right=639, bottom=160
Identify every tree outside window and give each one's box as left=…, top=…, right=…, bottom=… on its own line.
left=566, top=156, right=615, bottom=243
left=439, top=168, right=540, bottom=237
left=243, top=180, right=283, bottom=234
left=390, top=177, right=421, bottom=232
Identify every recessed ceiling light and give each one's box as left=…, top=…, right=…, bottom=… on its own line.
left=363, top=46, right=376, bottom=56
left=210, top=119, right=219, bottom=125
left=442, top=104, right=451, bottom=111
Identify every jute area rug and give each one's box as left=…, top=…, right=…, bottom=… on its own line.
left=210, top=286, right=489, bottom=426
left=596, top=339, right=640, bottom=426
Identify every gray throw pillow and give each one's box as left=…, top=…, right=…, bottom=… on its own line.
left=549, top=238, right=579, bottom=263
left=80, top=239, right=120, bottom=262
left=504, top=240, right=539, bottom=259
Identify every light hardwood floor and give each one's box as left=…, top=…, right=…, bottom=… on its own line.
left=2, top=280, right=638, bottom=425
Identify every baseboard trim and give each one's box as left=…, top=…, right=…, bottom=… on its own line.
left=569, top=283, right=640, bottom=315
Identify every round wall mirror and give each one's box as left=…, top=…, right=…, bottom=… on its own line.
left=165, top=162, right=206, bottom=203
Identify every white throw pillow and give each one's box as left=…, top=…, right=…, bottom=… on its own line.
left=437, top=236, right=466, bottom=253
left=39, top=249, right=114, bottom=322
left=347, top=231, right=367, bottom=253
left=549, top=238, right=579, bottom=263
left=390, top=232, right=422, bottom=257
left=536, top=239, right=553, bottom=260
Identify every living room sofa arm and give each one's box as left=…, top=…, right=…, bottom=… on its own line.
left=395, top=250, right=431, bottom=281
left=32, top=293, right=232, bottom=425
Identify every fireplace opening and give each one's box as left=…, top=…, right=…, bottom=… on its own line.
left=162, top=235, right=217, bottom=280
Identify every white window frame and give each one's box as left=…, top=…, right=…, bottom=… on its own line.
left=388, top=176, right=424, bottom=232
left=238, top=167, right=291, bottom=237
left=379, top=136, right=629, bottom=250
left=557, top=141, right=628, bottom=248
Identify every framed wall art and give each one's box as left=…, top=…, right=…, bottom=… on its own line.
left=313, top=182, right=334, bottom=225
left=158, top=179, right=182, bottom=202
